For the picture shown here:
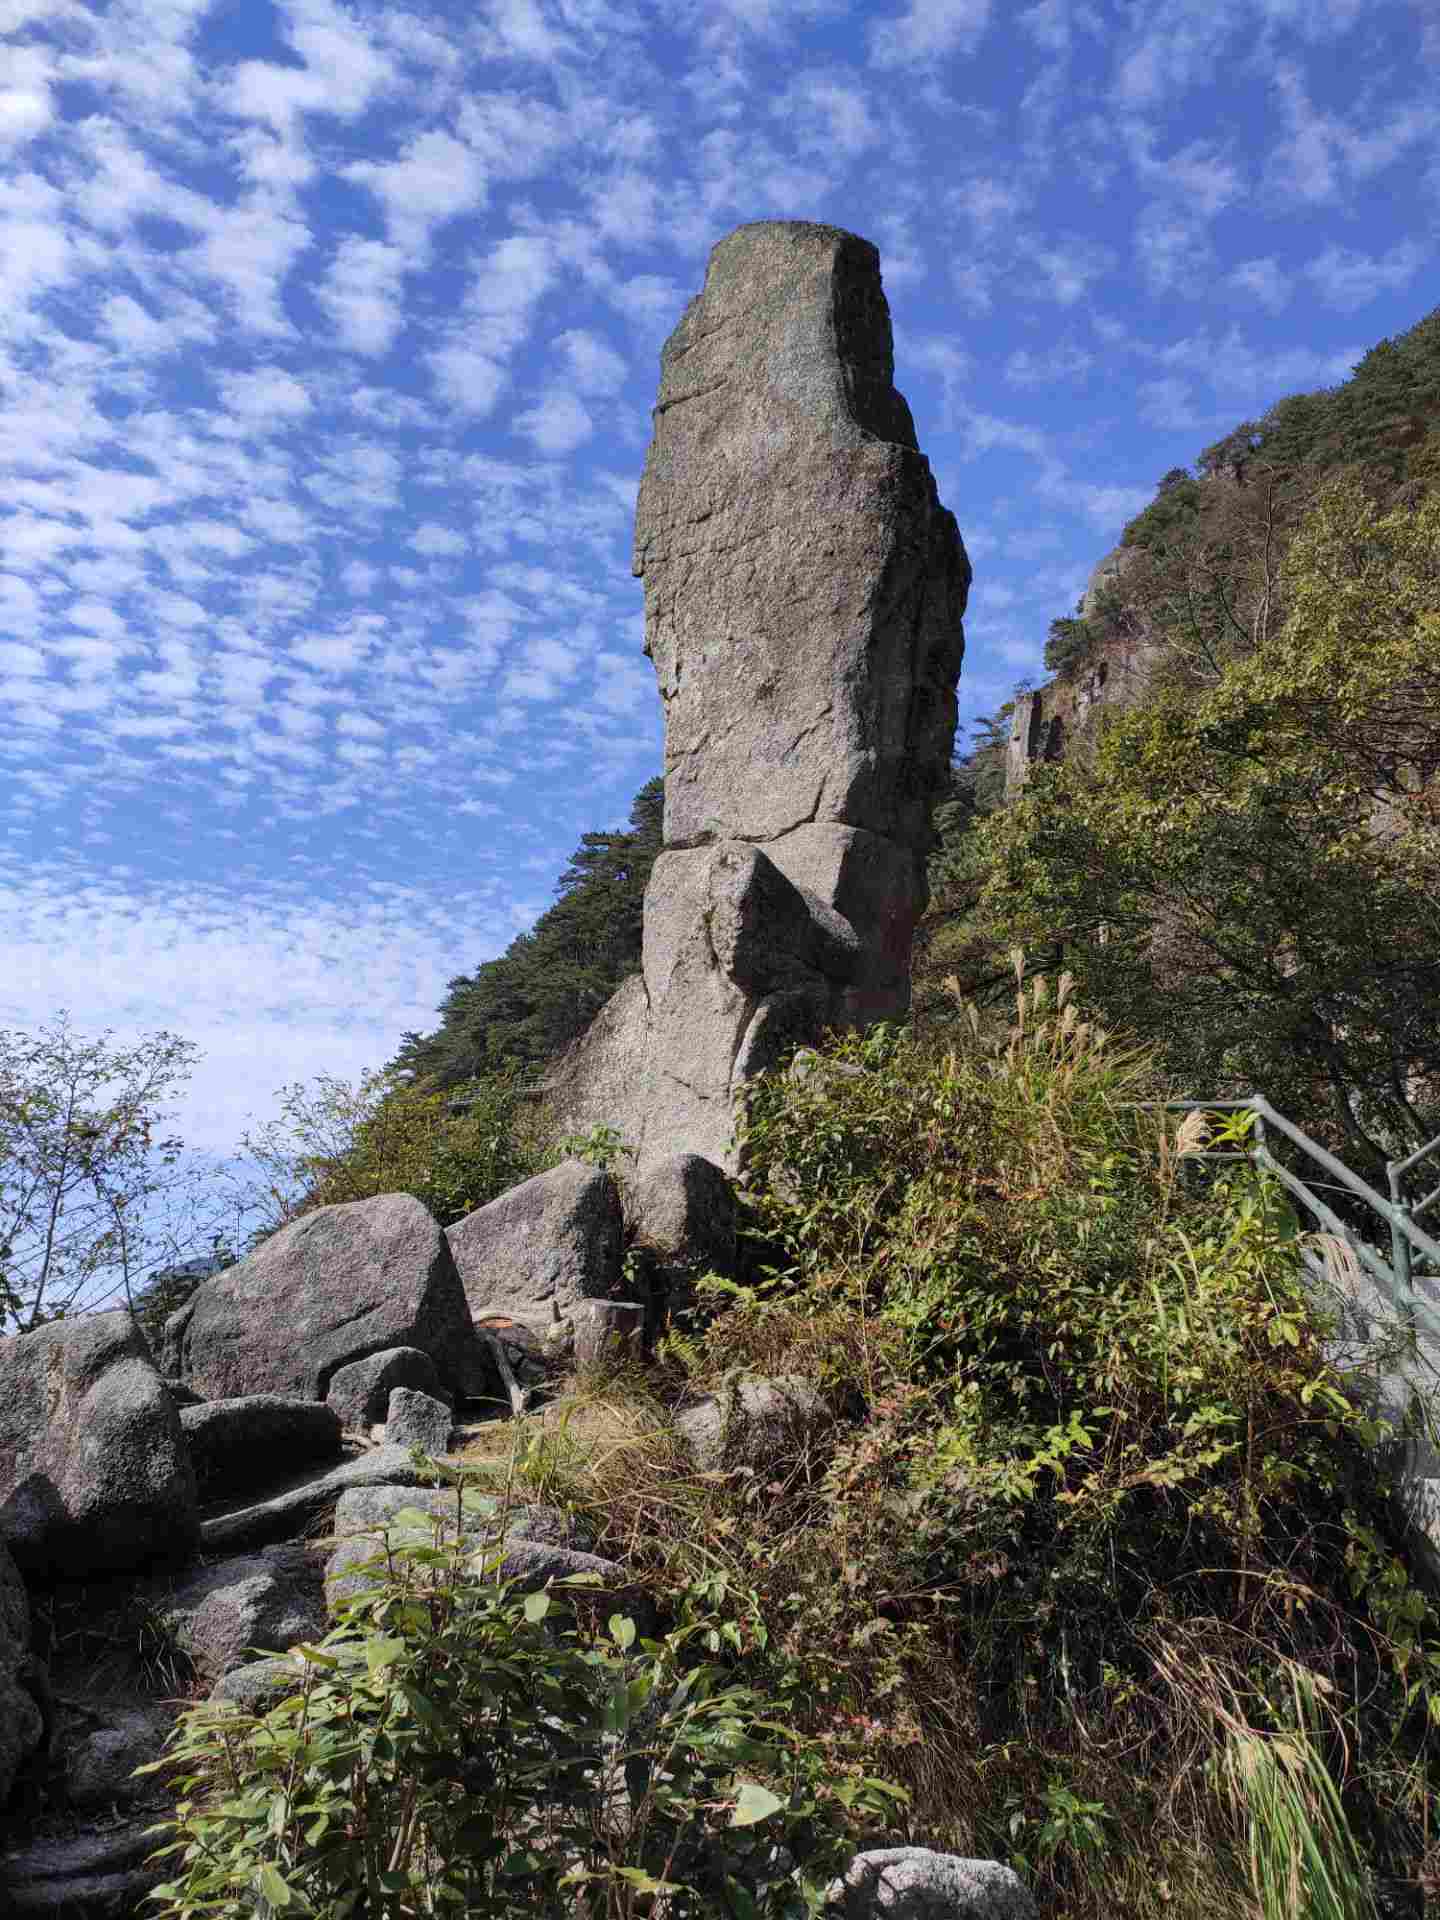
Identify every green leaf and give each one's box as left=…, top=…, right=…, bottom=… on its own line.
left=730, top=1781, right=786, bottom=1827
left=257, top=1862, right=293, bottom=1907
left=609, top=1613, right=636, bottom=1651
left=523, top=1590, right=551, bottom=1623
left=365, top=1636, right=407, bottom=1672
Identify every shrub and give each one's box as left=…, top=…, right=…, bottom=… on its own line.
left=142, top=1472, right=902, bottom=1919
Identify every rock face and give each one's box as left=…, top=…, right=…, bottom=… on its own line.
left=1, top=1539, right=45, bottom=1807
left=163, top=1193, right=477, bottom=1403
left=384, top=1387, right=453, bottom=1456
left=327, top=1347, right=449, bottom=1430
left=161, top=1542, right=326, bottom=1685
left=181, top=1396, right=343, bottom=1500
left=446, top=1161, right=623, bottom=1326
left=0, top=1313, right=197, bottom=1579
left=550, top=222, right=967, bottom=1171
left=826, top=1849, right=1038, bottom=1920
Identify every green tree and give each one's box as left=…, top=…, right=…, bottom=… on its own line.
left=393, top=777, right=663, bottom=1088
left=975, top=480, right=1440, bottom=1176
left=240, top=1065, right=541, bottom=1236
left=0, top=1016, right=207, bottom=1332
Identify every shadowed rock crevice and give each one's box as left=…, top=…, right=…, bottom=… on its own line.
left=552, top=219, right=968, bottom=1173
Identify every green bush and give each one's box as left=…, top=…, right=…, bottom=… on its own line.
left=142, top=1475, right=901, bottom=1919
left=707, top=978, right=1439, bottom=1912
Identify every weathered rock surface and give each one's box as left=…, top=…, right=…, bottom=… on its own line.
left=385, top=1387, right=453, bottom=1455
left=181, top=1395, right=343, bottom=1499
left=161, top=1542, right=326, bottom=1683
left=550, top=221, right=967, bottom=1172
left=63, top=1707, right=171, bottom=1812
left=197, top=1445, right=437, bottom=1555
left=676, top=1377, right=830, bottom=1475
left=0, top=1314, right=197, bottom=1579
left=327, top=1347, right=449, bottom=1429
left=625, top=1153, right=736, bottom=1272
left=826, top=1848, right=1038, bottom=1920
left=573, top=1300, right=645, bottom=1369
left=0, top=1821, right=168, bottom=1917
left=446, top=1161, right=623, bottom=1324
left=210, top=1655, right=303, bottom=1712
left=163, top=1193, right=477, bottom=1403
left=1, top=1539, right=46, bottom=1807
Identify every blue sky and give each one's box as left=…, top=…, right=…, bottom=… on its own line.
left=2, top=0, right=1437, bottom=1173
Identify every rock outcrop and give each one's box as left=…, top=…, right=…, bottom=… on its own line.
left=163, top=1192, right=478, bottom=1403
left=181, top=1395, right=343, bottom=1499
left=0, top=1313, right=197, bottom=1579
left=549, top=221, right=968, bottom=1172
left=446, top=1161, right=623, bottom=1328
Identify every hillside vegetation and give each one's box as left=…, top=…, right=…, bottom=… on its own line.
left=920, top=304, right=1440, bottom=1187
left=24, top=299, right=1440, bottom=1917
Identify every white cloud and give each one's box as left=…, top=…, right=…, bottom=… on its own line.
left=1305, top=241, right=1426, bottom=311
left=319, top=237, right=406, bottom=356
left=187, top=199, right=311, bottom=336
left=779, top=71, right=879, bottom=155
left=347, top=128, right=487, bottom=253
left=0, top=47, right=54, bottom=154
left=554, top=328, right=628, bottom=395
left=219, top=366, right=313, bottom=426
left=411, top=523, right=468, bottom=557
left=427, top=344, right=508, bottom=417
left=1228, top=256, right=1291, bottom=313
left=869, top=0, right=991, bottom=67
left=514, top=388, right=594, bottom=455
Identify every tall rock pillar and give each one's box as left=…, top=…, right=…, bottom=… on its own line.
left=552, top=220, right=969, bottom=1171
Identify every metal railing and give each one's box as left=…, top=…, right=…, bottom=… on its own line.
left=1155, top=1095, right=1440, bottom=1349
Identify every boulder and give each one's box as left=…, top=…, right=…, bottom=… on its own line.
left=181, top=1395, right=343, bottom=1499
left=573, top=1300, right=645, bottom=1369
left=0, top=1313, right=197, bottom=1579
left=446, top=1161, right=623, bottom=1324
left=162, top=1192, right=477, bottom=1403
left=548, top=222, right=968, bottom=1173
left=625, top=1153, right=736, bottom=1272
left=676, top=1377, right=830, bottom=1475
left=63, top=1707, right=171, bottom=1811
left=327, top=1346, right=449, bottom=1429
left=385, top=1387, right=453, bottom=1456
left=210, top=1655, right=304, bottom=1712
left=0, top=1821, right=168, bottom=1916
left=161, top=1541, right=326, bottom=1684
left=197, top=1444, right=438, bottom=1555
left=1, top=1539, right=46, bottom=1807
left=826, top=1849, right=1038, bottom=1920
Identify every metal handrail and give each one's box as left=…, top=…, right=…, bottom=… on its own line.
left=1152, top=1095, right=1440, bottom=1349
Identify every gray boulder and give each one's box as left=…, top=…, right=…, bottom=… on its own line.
left=1, top=1539, right=46, bottom=1807
left=625, top=1152, right=736, bottom=1272
left=63, top=1707, right=171, bottom=1812
left=162, top=1192, right=477, bottom=1403
left=676, top=1377, right=830, bottom=1475
left=197, top=1444, right=439, bottom=1555
left=385, top=1387, right=453, bottom=1455
left=573, top=1300, right=645, bottom=1370
left=181, top=1395, right=343, bottom=1500
left=160, top=1541, right=326, bottom=1684
left=446, top=1160, right=623, bottom=1324
left=826, top=1849, right=1038, bottom=1920
left=548, top=222, right=968, bottom=1174
left=210, top=1655, right=304, bottom=1713
left=0, top=1821, right=168, bottom=1917
left=0, top=1313, right=197, bottom=1578
left=327, top=1346, right=449, bottom=1429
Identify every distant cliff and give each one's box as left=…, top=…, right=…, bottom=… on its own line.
left=1001, top=302, right=1440, bottom=803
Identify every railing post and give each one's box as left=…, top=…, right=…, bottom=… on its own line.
left=1388, top=1157, right=1416, bottom=1338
